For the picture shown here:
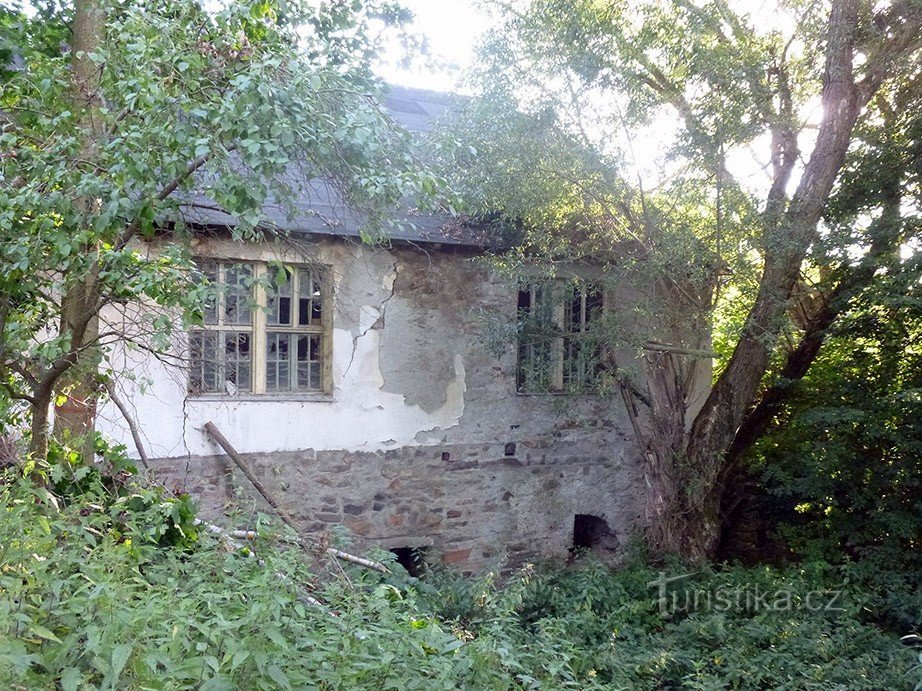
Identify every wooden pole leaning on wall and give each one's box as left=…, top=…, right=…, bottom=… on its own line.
left=203, top=421, right=389, bottom=574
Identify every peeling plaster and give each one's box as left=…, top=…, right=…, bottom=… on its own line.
left=95, top=238, right=652, bottom=467
left=96, top=242, right=468, bottom=458
left=343, top=258, right=396, bottom=379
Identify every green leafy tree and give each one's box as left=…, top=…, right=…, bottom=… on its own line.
left=722, top=77, right=921, bottom=625
left=445, top=0, right=921, bottom=560
left=0, top=0, right=435, bottom=460
left=754, top=254, right=922, bottom=625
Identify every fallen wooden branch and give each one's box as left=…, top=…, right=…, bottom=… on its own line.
left=197, top=519, right=327, bottom=609
left=203, top=422, right=296, bottom=526
left=204, top=421, right=389, bottom=574
left=326, top=547, right=389, bottom=573
left=197, top=519, right=251, bottom=555
left=228, top=530, right=390, bottom=574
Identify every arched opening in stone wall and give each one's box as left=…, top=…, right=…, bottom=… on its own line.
left=571, top=514, right=618, bottom=555
left=389, top=546, right=429, bottom=576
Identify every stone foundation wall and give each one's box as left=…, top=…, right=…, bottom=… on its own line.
left=150, top=429, right=644, bottom=574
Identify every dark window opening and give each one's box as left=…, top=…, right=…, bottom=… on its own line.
left=441, top=451, right=451, bottom=461
left=504, top=442, right=517, bottom=456
left=389, top=546, right=429, bottom=577
left=571, top=514, right=618, bottom=554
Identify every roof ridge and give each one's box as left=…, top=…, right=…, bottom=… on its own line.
left=384, top=83, right=466, bottom=105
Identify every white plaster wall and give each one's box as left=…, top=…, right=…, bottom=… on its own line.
left=96, top=238, right=469, bottom=459
left=95, top=235, right=711, bottom=463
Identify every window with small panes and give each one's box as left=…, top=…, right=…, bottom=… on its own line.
left=189, top=259, right=330, bottom=396
left=516, top=282, right=603, bottom=393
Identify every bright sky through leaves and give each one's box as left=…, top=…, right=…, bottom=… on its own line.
left=375, top=1, right=799, bottom=92
left=374, top=0, right=492, bottom=92
left=374, top=0, right=811, bottom=195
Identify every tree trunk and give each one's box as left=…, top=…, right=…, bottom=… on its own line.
left=52, top=281, right=100, bottom=460
left=51, top=0, right=104, bottom=461
left=29, top=386, right=53, bottom=461
left=643, top=443, right=725, bottom=562
left=640, top=335, right=725, bottom=562
left=642, top=0, right=891, bottom=562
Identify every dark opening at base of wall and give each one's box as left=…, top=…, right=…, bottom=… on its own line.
left=389, top=546, right=429, bottom=577
left=571, top=514, right=618, bottom=554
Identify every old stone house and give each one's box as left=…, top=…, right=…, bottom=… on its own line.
left=97, top=86, right=706, bottom=574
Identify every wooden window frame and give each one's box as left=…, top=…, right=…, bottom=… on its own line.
left=189, top=259, right=333, bottom=397
left=516, top=282, right=605, bottom=394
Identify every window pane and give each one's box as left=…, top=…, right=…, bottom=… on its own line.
left=224, top=264, right=253, bottom=326
left=517, top=338, right=554, bottom=392
left=266, top=333, right=279, bottom=391
left=267, top=268, right=292, bottom=326
left=585, top=289, right=603, bottom=330
left=189, top=330, right=219, bottom=393
left=565, top=290, right=582, bottom=333
left=563, top=287, right=603, bottom=391
left=189, top=331, right=203, bottom=392
left=295, top=333, right=322, bottom=390
left=297, top=269, right=322, bottom=326
left=196, top=260, right=219, bottom=325
left=223, top=331, right=251, bottom=393
left=517, top=285, right=558, bottom=392
left=266, top=332, right=292, bottom=391
left=563, top=337, right=582, bottom=389
left=190, top=328, right=254, bottom=395
left=297, top=363, right=309, bottom=389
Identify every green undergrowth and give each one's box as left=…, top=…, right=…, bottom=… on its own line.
left=0, top=454, right=919, bottom=690
left=417, top=559, right=921, bottom=690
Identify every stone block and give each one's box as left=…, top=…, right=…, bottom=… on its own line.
left=442, top=548, right=472, bottom=565
left=344, top=518, right=371, bottom=536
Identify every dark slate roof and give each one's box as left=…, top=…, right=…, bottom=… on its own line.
left=382, top=84, right=461, bottom=133
left=180, top=85, right=495, bottom=249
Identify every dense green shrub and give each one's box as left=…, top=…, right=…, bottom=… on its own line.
left=750, top=264, right=922, bottom=633
left=419, top=558, right=919, bottom=690
left=0, top=465, right=501, bottom=690
left=1, top=456, right=604, bottom=690
left=1, top=453, right=918, bottom=689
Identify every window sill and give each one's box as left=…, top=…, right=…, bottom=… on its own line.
left=187, top=392, right=335, bottom=403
